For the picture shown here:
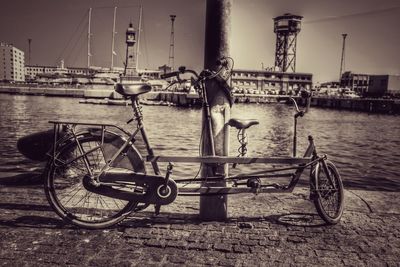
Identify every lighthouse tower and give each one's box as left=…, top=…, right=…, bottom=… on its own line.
left=124, top=23, right=138, bottom=77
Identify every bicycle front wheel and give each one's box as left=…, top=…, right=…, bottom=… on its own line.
left=311, top=160, right=344, bottom=224
left=45, top=132, right=140, bottom=229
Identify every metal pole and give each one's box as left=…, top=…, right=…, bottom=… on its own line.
left=111, top=7, right=117, bottom=69
left=28, top=38, right=32, bottom=65
left=200, top=0, right=232, bottom=221
left=136, top=5, right=143, bottom=70
left=87, top=8, right=92, bottom=68
left=339, top=33, right=347, bottom=82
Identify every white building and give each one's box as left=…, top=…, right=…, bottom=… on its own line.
left=231, top=69, right=312, bottom=95
left=25, top=65, right=96, bottom=80
left=0, top=42, right=25, bottom=82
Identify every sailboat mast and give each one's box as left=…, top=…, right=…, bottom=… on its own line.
left=135, top=5, right=142, bottom=70
left=87, top=7, right=92, bottom=68
left=111, top=7, right=117, bottom=70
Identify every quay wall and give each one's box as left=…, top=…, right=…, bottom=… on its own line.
left=0, top=85, right=86, bottom=98
left=158, top=92, right=201, bottom=106
left=304, top=96, right=400, bottom=114
left=0, top=85, right=161, bottom=101
left=234, top=94, right=400, bottom=114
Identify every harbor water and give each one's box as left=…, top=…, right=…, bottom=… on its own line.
left=1, top=94, right=400, bottom=191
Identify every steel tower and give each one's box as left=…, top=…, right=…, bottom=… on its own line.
left=273, top=13, right=302, bottom=72
left=168, top=15, right=176, bottom=70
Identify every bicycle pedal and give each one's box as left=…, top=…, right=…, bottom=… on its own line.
left=133, top=187, right=145, bottom=195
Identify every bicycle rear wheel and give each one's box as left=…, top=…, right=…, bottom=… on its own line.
left=45, top=131, right=142, bottom=229
left=311, top=160, right=344, bottom=224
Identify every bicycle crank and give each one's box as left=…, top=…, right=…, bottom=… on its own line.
left=82, top=170, right=177, bottom=206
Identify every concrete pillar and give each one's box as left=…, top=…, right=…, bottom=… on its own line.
left=200, top=0, right=232, bottom=221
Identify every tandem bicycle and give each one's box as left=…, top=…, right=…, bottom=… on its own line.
left=43, top=58, right=344, bottom=229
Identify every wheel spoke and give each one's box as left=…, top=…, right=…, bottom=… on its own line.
left=45, top=134, right=139, bottom=228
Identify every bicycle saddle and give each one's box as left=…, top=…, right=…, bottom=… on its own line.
left=115, top=82, right=152, bottom=96
left=227, top=118, right=259, bottom=129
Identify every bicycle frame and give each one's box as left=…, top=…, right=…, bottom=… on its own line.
left=48, top=94, right=326, bottom=197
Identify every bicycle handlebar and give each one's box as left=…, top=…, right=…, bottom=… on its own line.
left=160, top=57, right=232, bottom=83
left=160, top=71, right=181, bottom=79
left=289, top=91, right=311, bottom=118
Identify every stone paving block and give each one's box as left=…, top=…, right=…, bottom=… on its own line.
left=259, top=239, right=280, bottom=247
left=233, top=244, right=250, bottom=253
left=143, top=239, right=165, bottom=248
left=249, top=246, right=266, bottom=254
left=203, top=255, right=222, bottom=266
left=248, top=233, right=267, bottom=241
left=286, top=235, right=306, bottom=243
left=240, top=239, right=259, bottom=246
left=125, top=238, right=144, bottom=246
left=187, top=242, right=211, bottom=251
left=165, top=240, right=188, bottom=249
left=214, top=242, right=233, bottom=252
left=167, top=254, right=187, bottom=264
left=218, top=258, right=237, bottom=267
left=220, top=238, right=240, bottom=245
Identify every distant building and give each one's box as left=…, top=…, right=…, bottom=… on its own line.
left=140, top=69, right=162, bottom=80
left=0, top=42, right=25, bottom=82
left=340, top=71, right=400, bottom=97
left=25, top=65, right=97, bottom=80
left=340, top=71, right=369, bottom=95
left=231, top=69, right=312, bottom=95
left=319, top=81, right=340, bottom=88
left=368, top=75, right=400, bottom=97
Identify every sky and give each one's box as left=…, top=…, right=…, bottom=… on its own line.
left=1, top=0, right=399, bottom=83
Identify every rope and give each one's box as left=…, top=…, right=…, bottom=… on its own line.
left=55, top=11, right=87, bottom=66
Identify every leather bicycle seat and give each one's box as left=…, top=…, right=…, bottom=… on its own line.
left=227, top=118, right=259, bottom=130
left=115, top=82, right=152, bottom=96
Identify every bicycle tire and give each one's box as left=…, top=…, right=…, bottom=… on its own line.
left=44, top=130, right=145, bottom=229
left=311, top=160, right=344, bottom=224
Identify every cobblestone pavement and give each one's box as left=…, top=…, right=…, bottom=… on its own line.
left=0, top=174, right=399, bottom=266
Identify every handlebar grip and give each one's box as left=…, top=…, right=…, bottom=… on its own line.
left=160, top=71, right=180, bottom=79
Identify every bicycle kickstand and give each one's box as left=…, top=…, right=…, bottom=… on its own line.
left=154, top=204, right=161, bottom=216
